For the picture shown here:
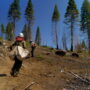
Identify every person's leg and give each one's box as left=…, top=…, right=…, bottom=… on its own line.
left=31, top=47, right=35, bottom=57
left=10, top=56, right=18, bottom=76
left=31, top=47, right=33, bottom=57
left=10, top=56, right=22, bottom=76
left=15, top=60, right=22, bottom=74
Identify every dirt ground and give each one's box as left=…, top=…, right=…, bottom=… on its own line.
left=0, top=45, right=90, bottom=90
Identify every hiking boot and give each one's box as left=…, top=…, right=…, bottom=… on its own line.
left=10, top=71, right=14, bottom=76
left=10, top=71, right=18, bottom=77
left=13, top=71, right=19, bottom=77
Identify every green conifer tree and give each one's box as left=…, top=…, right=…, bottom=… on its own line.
left=81, top=40, right=86, bottom=49
left=1, top=24, right=5, bottom=39
left=35, top=26, right=41, bottom=45
left=52, top=4, right=60, bottom=49
left=25, top=0, right=34, bottom=41
left=64, top=0, right=79, bottom=51
left=6, top=22, right=13, bottom=41
left=81, top=0, right=90, bottom=31
left=22, top=24, right=28, bottom=40
left=8, top=0, right=20, bottom=40
left=81, top=0, right=90, bottom=52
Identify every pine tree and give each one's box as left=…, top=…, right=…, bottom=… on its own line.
left=81, top=0, right=90, bottom=31
left=22, top=24, right=28, bottom=40
left=87, top=3, right=90, bottom=52
left=35, top=26, right=41, bottom=45
left=62, top=32, right=68, bottom=50
left=6, top=22, right=13, bottom=41
left=25, top=0, right=34, bottom=41
left=8, top=0, right=20, bottom=40
left=81, top=0, right=90, bottom=52
left=52, top=4, right=60, bottom=49
left=1, top=24, right=5, bottom=39
left=64, top=0, right=79, bottom=51
left=81, top=40, right=86, bottom=49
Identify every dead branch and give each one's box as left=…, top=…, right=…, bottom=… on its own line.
left=24, top=82, right=37, bottom=90
left=65, top=85, right=77, bottom=89
left=68, top=71, right=90, bottom=84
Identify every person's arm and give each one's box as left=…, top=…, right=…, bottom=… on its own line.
left=9, top=41, right=17, bottom=50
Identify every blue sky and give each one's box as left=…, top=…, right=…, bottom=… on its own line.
left=0, top=0, right=89, bottom=48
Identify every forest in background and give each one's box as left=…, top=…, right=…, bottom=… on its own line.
left=0, top=0, right=90, bottom=52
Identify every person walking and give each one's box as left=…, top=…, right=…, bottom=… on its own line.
left=30, top=41, right=36, bottom=57
left=10, top=33, right=26, bottom=77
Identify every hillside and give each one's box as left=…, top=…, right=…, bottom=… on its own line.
left=0, top=42, right=90, bottom=90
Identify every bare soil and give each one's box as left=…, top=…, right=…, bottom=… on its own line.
left=0, top=45, right=90, bottom=90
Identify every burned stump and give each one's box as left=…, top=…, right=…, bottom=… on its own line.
left=55, top=50, right=66, bottom=56
left=71, top=53, right=79, bottom=58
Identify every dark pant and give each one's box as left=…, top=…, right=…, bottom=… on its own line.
left=11, top=56, right=22, bottom=76
left=31, top=47, right=35, bottom=57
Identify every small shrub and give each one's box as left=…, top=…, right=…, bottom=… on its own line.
left=26, top=41, right=30, bottom=47
left=0, top=37, right=3, bottom=41
left=42, top=45, right=51, bottom=49
left=75, top=43, right=86, bottom=53
left=36, top=55, right=44, bottom=60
